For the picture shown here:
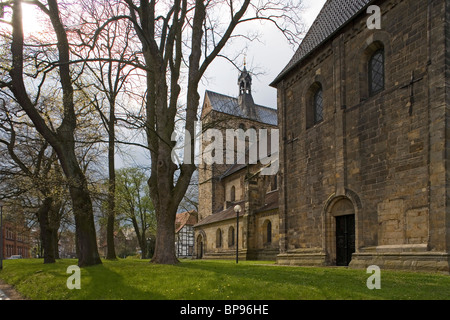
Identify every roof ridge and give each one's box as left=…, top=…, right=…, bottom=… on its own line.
left=206, top=90, right=237, bottom=99
left=254, top=103, right=277, bottom=111
left=204, top=90, right=278, bottom=126
left=271, top=0, right=374, bottom=86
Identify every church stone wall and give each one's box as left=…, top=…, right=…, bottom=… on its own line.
left=253, top=211, right=280, bottom=260
left=276, top=0, right=450, bottom=272
left=196, top=76, right=280, bottom=261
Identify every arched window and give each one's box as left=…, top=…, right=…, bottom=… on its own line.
left=307, top=82, right=324, bottom=128
left=228, top=226, right=235, bottom=247
left=313, top=87, right=324, bottom=124
left=230, top=186, right=236, bottom=202
left=263, top=220, right=272, bottom=244
left=267, top=221, right=272, bottom=244
left=216, top=229, right=222, bottom=248
left=369, top=48, right=385, bottom=95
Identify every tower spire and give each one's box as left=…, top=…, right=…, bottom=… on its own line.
left=238, top=58, right=255, bottom=118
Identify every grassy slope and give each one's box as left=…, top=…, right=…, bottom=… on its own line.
left=0, top=259, right=449, bottom=300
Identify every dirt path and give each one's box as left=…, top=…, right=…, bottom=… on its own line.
left=0, top=280, right=26, bottom=300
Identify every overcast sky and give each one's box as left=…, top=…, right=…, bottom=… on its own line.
left=198, top=0, right=327, bottom=109
left=118, top=0, right=327, bottom=168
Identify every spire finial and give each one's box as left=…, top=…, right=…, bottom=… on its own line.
left=244, top=55, right=247, bottom=69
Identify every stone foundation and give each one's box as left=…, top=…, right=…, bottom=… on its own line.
left=202, top=248, right=278, bottom=261
left=276, top=245, right=450, bottom=274
left=276, top=248, right=328, bottom=267
left=350, top=246, right=450, bottom=274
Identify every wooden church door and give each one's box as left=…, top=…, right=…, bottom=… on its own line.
left=336, top=214, right=355, bottom=266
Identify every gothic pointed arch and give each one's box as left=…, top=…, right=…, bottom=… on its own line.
left=196, top=230, right=206, bottom=259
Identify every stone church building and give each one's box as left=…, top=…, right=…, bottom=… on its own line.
left=271, top=0, right=450, bottom=272
left=194, top=66, right=280, bottom=261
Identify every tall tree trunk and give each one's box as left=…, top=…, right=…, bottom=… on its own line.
left=36, top=197, right=61, bottom=264
left=106, top=102, right=117, bottom=260
left=151, top=205, right=178, bottom=264
left=150, top=145, right=179, bottom=265
left=130, top=217, right=147, bottom=259
left=36, top=197, right=56, bottom=264
left=141, top=233, right=148, bottom=259
left=49, top=199, right=62, bottom=260
left=64, top=151, right=102, bottom=267
left=70, top=182, right=102, bottom=267
left=53, top=230, right=60, bottom=259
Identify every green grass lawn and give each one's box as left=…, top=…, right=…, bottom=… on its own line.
left=0, top=258, right=449, bottom=300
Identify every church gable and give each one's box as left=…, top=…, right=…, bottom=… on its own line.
left=202, top=90, right=278, bottom=126
left=201, top=65, right=277, bottom=126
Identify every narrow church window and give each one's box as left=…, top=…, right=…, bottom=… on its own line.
left=265, top=221, right=272, bottom=244
left=216, top=229, right=222, bottom=248
left=369, top=49, right=385, bottom=95
left=314, top=87, right=324, bottom=124
left=307, top=82, right=324, bottom=129
left=230, top=186, right=236, bottom=202
left=228, top=226, right=235, bottom=247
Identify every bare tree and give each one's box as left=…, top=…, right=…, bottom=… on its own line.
left=0, top=0, right=101, bottom=267
left=114, top=0, right=303, bottom=264
left=75, top=0, right=140, bottom=260
left=0, top=100, right=64, bottom=263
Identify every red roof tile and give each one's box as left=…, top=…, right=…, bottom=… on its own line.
left=175, top=210, right=198, bottom=233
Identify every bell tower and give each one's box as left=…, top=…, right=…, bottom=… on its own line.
left=238, top=60, right=256, bottom=118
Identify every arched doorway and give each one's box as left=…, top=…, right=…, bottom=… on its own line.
left=326, top=197, right=356, bottom=266
left=263, top=220, right=272, bottom=245
left=196, top=234, right=204, bottom=259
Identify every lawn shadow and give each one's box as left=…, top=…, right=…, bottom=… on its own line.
left=174, top=260, right=387, bottom=300
left=76, top=262, right=168, bottom=300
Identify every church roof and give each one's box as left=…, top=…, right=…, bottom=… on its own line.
left=194, top=190, right=279, bottom=228
left=219, top=142, right=279, bottom=180
left=204, top=90, right=278, bottom=126
left=194, top=200, right=246, bottom=228
left=254, top=190, right=279, bottom=213
left=271, top=0, right=373, bottom=86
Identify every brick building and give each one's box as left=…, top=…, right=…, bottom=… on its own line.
left=271, top=0, right=450, bottom=272
left=1, top=220, right=31, bottom=259
left=194, top=66, right=280, bottom=261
